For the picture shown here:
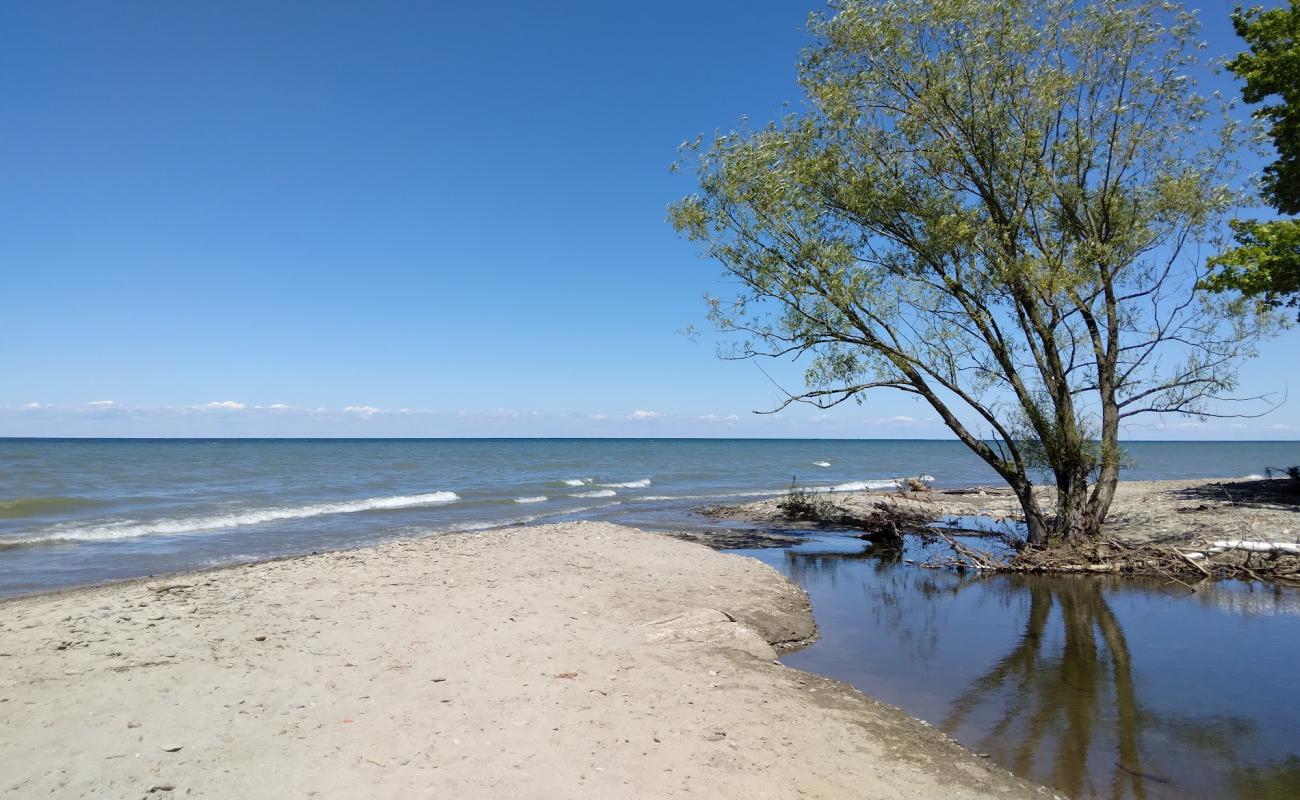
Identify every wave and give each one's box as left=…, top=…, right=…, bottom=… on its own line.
left=570, top=489, right=617, bottom=498
left=514, top=496, right=548, bottom=504
left=597, top=478, right=651, bottom=489
left=812, top=461, right=831, bottom=467
left=435, top=501, right=622, bottom=534
left=1241, top=473, right=1267, bottom=480
left=810, top=479, right=900, bottom=493
left=637, top=488, right=789, bottom=502
left=0, top=496, right=102, bottom=519
left=808, top=474, right=936, bottom=493
left=560, top=479, right=590, bottom=486
left=2, top=491, right=460, bottom=548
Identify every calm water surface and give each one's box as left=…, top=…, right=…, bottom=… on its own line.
left=738, top=535, right=1300, bottom=800
left=3, top=437, right=1298, bottom=798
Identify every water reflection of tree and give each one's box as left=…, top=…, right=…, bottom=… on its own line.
left=779, top=544, right=1300, bottom=800
left=938, top=576, right=1151, bottom=799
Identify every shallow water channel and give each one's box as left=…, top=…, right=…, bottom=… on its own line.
left=734, top=533, right=1300, bottom=800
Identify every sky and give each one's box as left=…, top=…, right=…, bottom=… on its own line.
left=1, top=0, right=1296, bottom=439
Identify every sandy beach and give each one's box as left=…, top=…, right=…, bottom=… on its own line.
left=0, top=521, right=1047, bottom=799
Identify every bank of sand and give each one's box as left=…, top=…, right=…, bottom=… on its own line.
left=0, top=522, right=1047, bottom=799
left=705, top=477, right=1300, bottom=547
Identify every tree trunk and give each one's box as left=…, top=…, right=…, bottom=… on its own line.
left=1015, top=482, right=1051, bottom=548
left=1017, top=458, right=1117, bottom=549
left=1052, top=465, right=1097, bottom=545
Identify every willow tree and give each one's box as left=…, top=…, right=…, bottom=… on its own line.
left=671, top=0, right=1273, bottom=547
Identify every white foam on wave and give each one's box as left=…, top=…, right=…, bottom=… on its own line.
left=812, top=461, right=831, bottom=467
left=570, top=489, right=617, bottom=498
left=811, top=479, right=901, bottom=493
left=561, top=479, right=590, bottom=486
left=597, top=478, right=651, bottom=489
left=809, top=474, right=936, bottom=493
left=8, top=491, right=460, bottom=546
left=1240, top=473, right=1267, bottom=480
left=434, top=501, right=622, bottom=534
left=637, top=489, right=789, bottom=502
left=514, top=496, right=548, bottom=504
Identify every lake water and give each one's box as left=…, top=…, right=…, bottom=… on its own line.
left=3, top=437, right=1296, bottom=597
left=2, top=437, right=1298, bottom=798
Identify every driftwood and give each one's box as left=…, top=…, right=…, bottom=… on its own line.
left=925, top=534, right=1300, bottom=586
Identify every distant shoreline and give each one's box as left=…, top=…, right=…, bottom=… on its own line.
left=2, top=434, right=1298, bottom=442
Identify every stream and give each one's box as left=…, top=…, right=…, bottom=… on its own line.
left=734, top=533, right=1300, bottom=800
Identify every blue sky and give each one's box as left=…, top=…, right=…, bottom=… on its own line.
left=2, top=0, right=1296, bottom=439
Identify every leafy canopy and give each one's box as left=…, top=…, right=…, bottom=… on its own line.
left=672, top=0, right=1272, bottom=526
left=1205, top=1, right=1300, bottom=316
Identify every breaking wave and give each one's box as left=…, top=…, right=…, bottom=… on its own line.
left=597, top=478, right=651, bottom=488
left=809, top=475, right=935, bottom=493
left=514, top=496, right=548, bottom=504
left=570, top=489, right=617, bottom=498
left=1, top=491, right=460, bottom=548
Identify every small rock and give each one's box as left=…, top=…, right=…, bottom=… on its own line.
left=147, top=784, right=175, bottom=793
left=126, top=721, right=141, bottom=729
left=160, top=745, right=182, bottom=752
left=702, top=730, right=726, bottom=742
left=253, top=635, right=266, bottom=642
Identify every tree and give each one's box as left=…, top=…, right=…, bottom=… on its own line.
left=1204, top=1, right=1300, bottom=318
left=671, top=0, right=1274, bottom=547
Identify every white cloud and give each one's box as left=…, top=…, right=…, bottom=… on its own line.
left=85, top=400, right=117, bottom=408
left=589, top=413, right=609, bottom=421
left=698, top=413, right=740, bottom=423
left=626, top=410, right=663, bottom=420
left=21, top=402, right=51, bottom=410
left=197, top=400, right=246, bottom=411
left=878, top=415, right=918, bottom=424
left=265, top=403, right=293, bottom=411
left=343, top=405, right=383, bottom=417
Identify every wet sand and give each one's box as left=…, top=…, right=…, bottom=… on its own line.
left=0, top=521, right=1046, bottom=799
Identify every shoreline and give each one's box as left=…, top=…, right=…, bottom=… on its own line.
left=6, top=475, right=1296, bottom=604
left=0, top=521, right=1048, bottom=798
left=703, top=475, right=1300, bottom=547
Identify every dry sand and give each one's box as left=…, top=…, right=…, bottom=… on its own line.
left=0, top=521, right=1048, bottom=799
